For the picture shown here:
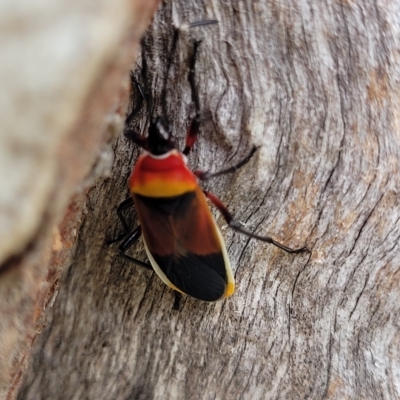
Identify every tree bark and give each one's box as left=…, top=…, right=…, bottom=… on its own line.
left=18, top=1, right=400, bottom=399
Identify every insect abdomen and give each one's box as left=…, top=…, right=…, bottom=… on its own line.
left=132, top=190, right=234, bottom=301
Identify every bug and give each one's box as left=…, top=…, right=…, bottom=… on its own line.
left=110, top=22, right=308, bottom=309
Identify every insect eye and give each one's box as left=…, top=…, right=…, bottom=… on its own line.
left=156, top=119, right=170, bottom=140
left=148, top=117, right=176, bottom=155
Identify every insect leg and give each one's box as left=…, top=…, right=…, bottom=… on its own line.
left=173, top=292, right=182, bottom=310
left=183, top=21, right=218, bottom=156
left=120, top=228, right=182, bottom=310
left=107, top=198, right=152, bottom=268
left=194, top=146, right=258, bottom=181
left=203, top=190, right=309, bottom=254
left=124, top=79, right=150, bottom=149
left=120, top=233, right=181, bottom=312
left=107, top=197, right=135, bottom=244
left=118, top=226, right=153, bottom=270
left=161, top=28, right=180, bottom=119
left=125, top=76, right=145, bottom=127
left=183, top=40, right=201, bottom=156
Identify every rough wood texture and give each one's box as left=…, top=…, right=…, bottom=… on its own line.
left=19, top=1, right=400, bottom=399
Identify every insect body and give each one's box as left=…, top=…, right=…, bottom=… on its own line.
left=110, top=23, right=308, bottom=308
left=130, top=145, right=234, bottom=301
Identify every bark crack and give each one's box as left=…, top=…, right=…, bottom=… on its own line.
left=319, top=332, right=334, bottom=399
left=349, top=272, right=369, bottom=320
left=348, top=192, right=384, bottom=256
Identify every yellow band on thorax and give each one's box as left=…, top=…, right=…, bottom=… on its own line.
left=131, top=177, right=197, bottom=197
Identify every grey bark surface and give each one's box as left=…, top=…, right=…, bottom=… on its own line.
left=19, top=1, right=400, bottom=399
